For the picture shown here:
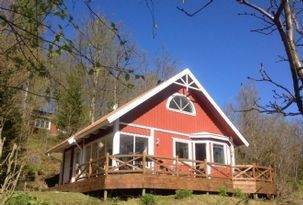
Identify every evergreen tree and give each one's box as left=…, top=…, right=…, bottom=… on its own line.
left=56, top=72, right=88, bottom=138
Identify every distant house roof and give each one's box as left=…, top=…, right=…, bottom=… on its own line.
left=47, top=68, right=249, bottom=153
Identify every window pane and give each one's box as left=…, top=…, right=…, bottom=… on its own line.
left=135, top=137, right=148, bottom=153
left=168, top=95, right=194, bottom=114
left=195, top=143, right=206, bottom=161
left=85, top=145, right=91, bottom=162
left=175, top=142, right=188, bottom=159
left=169, top=99, right=179, bottom=109
left=34, top=119, right=40, bottom=128
left=120, top=134, right=134, bottom=154
left=92, top=143, right=98, bottom=160
left=213, top=144, right=224, bottom=164
left=45, top=120, right=50, bottom=129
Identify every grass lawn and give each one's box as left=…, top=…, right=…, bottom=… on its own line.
left=9, top=191, right=279, bottom=205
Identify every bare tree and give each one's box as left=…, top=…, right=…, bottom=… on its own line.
left=176, top=0, right=303, bottom=116
left=227, top=83, right=303, bottom=198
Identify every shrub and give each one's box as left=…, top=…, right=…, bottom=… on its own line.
left=5, top=192, right=48, bottom=205
left=233, top=188, right=244, bottom=198
left=218, top=186, right=228, bottom=197
left=140, top=194, right=156, bottom=205
left=111, top=196, right=120, bottom=205
left=175, top=189, right=193, bottom=199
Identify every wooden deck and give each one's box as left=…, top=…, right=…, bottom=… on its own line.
left=53, top=153, right=275, bottom=195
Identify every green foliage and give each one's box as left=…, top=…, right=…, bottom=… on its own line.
left=175, top=189, right=193, bottom=199
left=233, top=188, right=244, bottom=198
left=56, top=71, right=88, bottom=137
left=140, top=194, right=157, bottom=205
left=5, top=192, right=48, bottom=205
left=218, top=186, right=228, bottom=197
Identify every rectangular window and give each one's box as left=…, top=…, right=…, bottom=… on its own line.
left=120, top=134, right=149, bottom=154
left=34, top=119, right=51, bottom=130
left=120, top=134, right=134, bottom=154
left=34, top=119, right=41, bottom=128
left=213, top=144, right=225, bottom=164
left=175, top=142, right=189, bottom=159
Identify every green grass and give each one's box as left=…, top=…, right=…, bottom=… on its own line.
left=27, top=191, right=102, bottom=205
left=19, top=192, right=278, bottom=205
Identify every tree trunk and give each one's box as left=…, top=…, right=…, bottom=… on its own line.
left=274, top=1, right=303, bottom=114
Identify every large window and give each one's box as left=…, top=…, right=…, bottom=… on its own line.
left=120, top=134, right=148, bottom=154
left=175, top=142, right=189, bottom=159
left=213, top=144, right=225, bottom=164
left=167, top=94, right=195, bottom=115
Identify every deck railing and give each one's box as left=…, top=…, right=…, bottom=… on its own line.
left=74, top=153, right=273, bottom=183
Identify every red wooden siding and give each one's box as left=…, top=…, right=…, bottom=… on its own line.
left=120, top=124, right=150, bottom=136
left=49, top=122, right=58, bottom=135
left=154, top=130, right=188, bottom=157
left=121, top=84, right=227, bottom=136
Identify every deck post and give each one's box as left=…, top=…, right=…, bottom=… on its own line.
left=105, top=153, right=109, bottom=175
left=269, top=165, right=273, bottom=182
left=143, top=152, right=146, bottom=174
left=104, top=190, right=108, bottom=201
left=142, top=188, right=146, bottom=196
left=252, top=163, right=256, bottom=181
left=176, top=156, right=179, bottom=177
left=204, top=159, right=208, bottom=177
left=88, top=159, right=92, bottom=178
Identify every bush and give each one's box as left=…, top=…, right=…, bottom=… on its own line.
left=140, top=194, right=156, bottom=205
left=5, top=192, right=48, bottom=205
left=233, top=188, right=244, bottom=198
left=175, top=189, right=193, bottom=199
left=218, top=186, right=228, bottom=197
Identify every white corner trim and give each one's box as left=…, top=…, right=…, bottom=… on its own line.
left=112, top=120, right=120, bottom=155
left=166, top=93, right=196, bottom=116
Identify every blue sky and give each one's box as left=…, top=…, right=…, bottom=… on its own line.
left=67, top=1, right=292, bottom=109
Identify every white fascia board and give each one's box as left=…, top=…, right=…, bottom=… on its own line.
left=107, top=69, right=191, bottom=123
left=187, top=71, right=249, bottom=147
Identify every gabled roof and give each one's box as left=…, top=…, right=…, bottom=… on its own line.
left=47, top=68, right=248, bottom=153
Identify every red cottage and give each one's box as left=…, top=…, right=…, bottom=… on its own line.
left=47, top=69, right=274, bottom=198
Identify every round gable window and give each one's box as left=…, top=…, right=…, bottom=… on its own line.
left=167, top=93, right=196, bottom=115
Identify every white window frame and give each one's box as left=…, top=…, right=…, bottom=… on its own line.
left=119, top=132, right=153, bottom=155
left=34, top=119, right=51, bottom=130
left=173, top=138, right=192, bottom=160
left=166, top=93, right=196, bottom=116
left=193, top=141, right=210, bottom=162
left=212, top=142, right=227, bottom=165
left=83, top=138, right=103, bottom=163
